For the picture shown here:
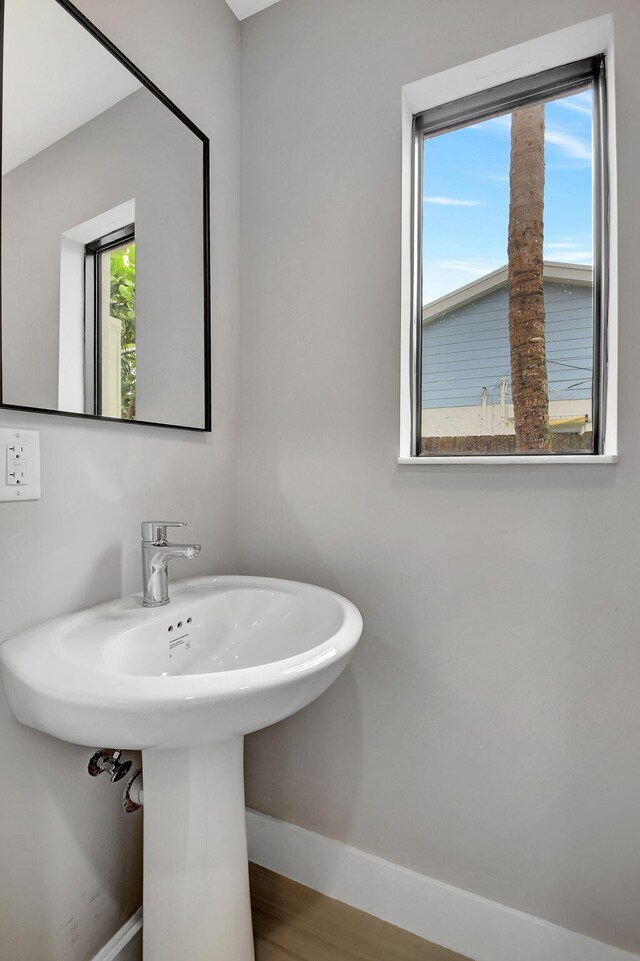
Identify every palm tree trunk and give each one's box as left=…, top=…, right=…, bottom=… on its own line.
left=508, top=103, right=550, bottom=453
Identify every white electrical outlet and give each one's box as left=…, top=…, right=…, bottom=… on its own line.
left=0, top=428, right=40, bottom=501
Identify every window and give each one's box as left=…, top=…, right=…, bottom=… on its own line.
left=84, top=225, right=136, bottom=420
left=406, top=54, right=611, bottom=460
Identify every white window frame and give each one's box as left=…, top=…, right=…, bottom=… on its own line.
left=399, top=16, right=618, bottom=465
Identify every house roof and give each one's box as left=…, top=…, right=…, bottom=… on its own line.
left=422, top=261, right=593, bottom=325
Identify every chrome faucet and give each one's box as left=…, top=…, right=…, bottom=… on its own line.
left=141, top=521, right=202, bottom=608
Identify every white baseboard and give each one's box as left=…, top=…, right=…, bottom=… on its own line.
left=90, top=908, right=142, bottom=961
left=246, top=809, right=640, bottom=961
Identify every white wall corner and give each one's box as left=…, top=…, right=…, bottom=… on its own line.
left=89, top=908, right=142, bottom=961
left=225, top=0, right=282, bottom=20
left=246, top=809, right=639, bottom=961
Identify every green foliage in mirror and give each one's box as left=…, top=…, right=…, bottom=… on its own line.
left=109, top=244, right=136, bottom=419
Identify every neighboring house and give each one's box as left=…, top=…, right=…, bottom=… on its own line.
left=421, top=262, right=593, bottom=438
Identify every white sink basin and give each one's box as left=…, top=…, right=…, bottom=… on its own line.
left=0, top=574, right=362, bottom=749
left=0, top=574, right=363, bottom=961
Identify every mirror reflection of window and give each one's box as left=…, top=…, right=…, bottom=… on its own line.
left=101, top=240, right=136, bottom=420
left=85, top=226, right=136, bottom=420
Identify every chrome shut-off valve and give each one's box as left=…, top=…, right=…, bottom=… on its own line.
left=88, top=748, right=132, bottom=783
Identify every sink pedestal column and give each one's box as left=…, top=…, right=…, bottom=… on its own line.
left=142, top=738, right=255, bottom=961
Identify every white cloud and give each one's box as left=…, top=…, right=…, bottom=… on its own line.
left=424, top=257, right=503, bottom=302
left=545, top=250, right=593, bottom=264
left=545, top=240, right=592, bottom=261
left=435, top=259, right=497, bottom=273
left=424, top=196, right=486, bottom=207
left=557, top=99, right=592, bottom=117
left=544, top=128, right=591, bottom=160
left=544, top=241, right=592, bottom=264
left=483, top=115, right=512, bottom=133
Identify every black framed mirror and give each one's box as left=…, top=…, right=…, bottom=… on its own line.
left=0, top=0, right=211, bottom=431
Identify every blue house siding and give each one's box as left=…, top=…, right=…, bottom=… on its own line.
left=421, top=280, right=593, bottom=409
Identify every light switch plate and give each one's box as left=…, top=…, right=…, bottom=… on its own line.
left=0, top=428, right=40, bottom=501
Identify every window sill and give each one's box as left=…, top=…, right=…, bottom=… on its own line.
left=398, top=454, right=618, bottom=466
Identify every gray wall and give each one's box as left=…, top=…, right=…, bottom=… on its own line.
left=0, top=0, right=241, bottom=957
left=239, top=0, right=640, bottom=954
left=2, top=87, right=205, bottom=428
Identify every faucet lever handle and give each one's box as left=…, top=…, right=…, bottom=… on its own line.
left=141, top=521, right=187, bottom=543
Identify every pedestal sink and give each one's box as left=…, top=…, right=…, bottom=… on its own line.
left=0, top=575, right=363, bottom=961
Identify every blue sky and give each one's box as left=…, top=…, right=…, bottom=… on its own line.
left=422, top=88, right=593, bottom=303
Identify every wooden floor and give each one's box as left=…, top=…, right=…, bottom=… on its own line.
left=250, top=863, right=472, bottom=961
